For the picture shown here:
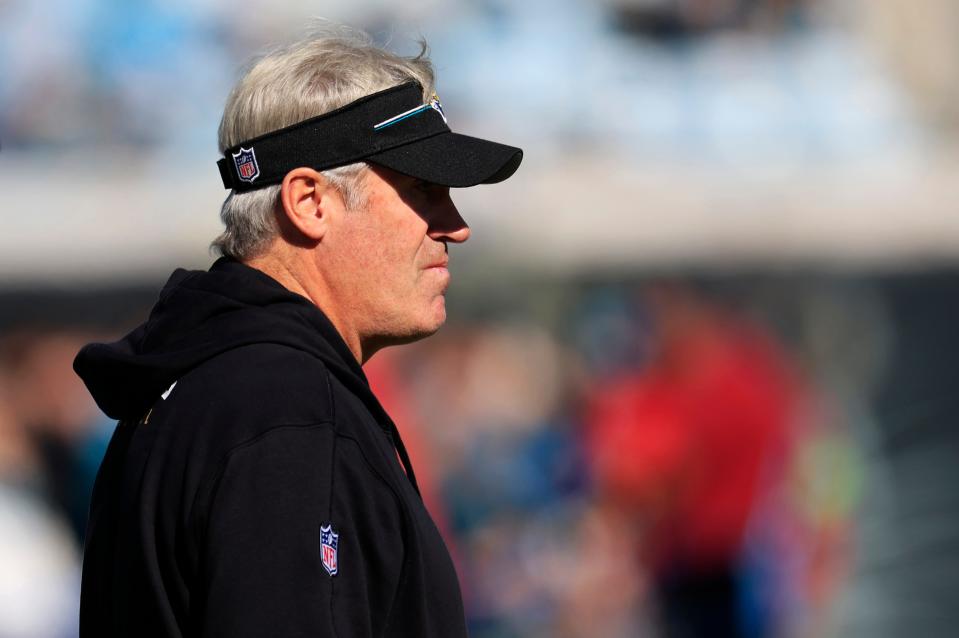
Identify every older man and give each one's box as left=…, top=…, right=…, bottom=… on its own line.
left=74, top=30, right=521, bottom=637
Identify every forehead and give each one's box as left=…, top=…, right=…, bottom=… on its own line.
left=341, top=165, right=417, bottom=222
left=364, top=164, right=414, bottom=191
left=359, top=165, right=425, bottom=208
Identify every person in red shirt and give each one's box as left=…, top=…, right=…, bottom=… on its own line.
left=586, top=284, right=799, bottom=638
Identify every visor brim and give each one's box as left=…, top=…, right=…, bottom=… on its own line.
left=367, top=132, right=523, bottom=187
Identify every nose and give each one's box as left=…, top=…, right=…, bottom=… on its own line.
left=427, top=193, right=470, bottom=244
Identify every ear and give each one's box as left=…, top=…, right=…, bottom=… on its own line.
left=279, top=167, right=342, bottom=241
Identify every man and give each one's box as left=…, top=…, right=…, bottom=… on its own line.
left=73, top=29, right=522, bottom=637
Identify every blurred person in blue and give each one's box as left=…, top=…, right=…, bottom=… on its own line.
left=72, top=26, right=522, bottom=638
left=393, top=323, right=603, bottom=635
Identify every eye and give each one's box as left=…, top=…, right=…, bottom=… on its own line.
left=413, top=180, right=451, bottom=200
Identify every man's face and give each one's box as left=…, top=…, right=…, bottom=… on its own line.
left=321, top=165, right=470, bottom=357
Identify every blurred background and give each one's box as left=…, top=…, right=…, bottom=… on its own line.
left=1, top=0, right=958, bottom=636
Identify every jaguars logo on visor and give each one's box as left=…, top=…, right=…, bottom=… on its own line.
left=374, top=93, right=448, bottom=131
left=429, top=93, right=447, bottom=124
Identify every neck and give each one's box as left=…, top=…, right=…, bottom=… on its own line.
left=244, top=249, right=366, bottom=364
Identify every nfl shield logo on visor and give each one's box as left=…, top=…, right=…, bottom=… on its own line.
left=232, top=147, right=259, bottom=183
left=320, top=524, right=339, bottom=577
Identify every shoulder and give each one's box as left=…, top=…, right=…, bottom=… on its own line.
left=173, top=342, right=335, bottom=427
left=142, top=343, right=337, bottom=479
left=156, top=343, right=399, bottom=483
left=151, top=343, right=407, bottom=512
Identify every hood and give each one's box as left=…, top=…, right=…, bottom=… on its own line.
left=74, top=258, right=383, bottom=424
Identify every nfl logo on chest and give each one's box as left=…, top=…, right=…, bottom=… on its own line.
left=232, top=147, right=260, bottom=183
left=320, top=524, right=339, bottom=576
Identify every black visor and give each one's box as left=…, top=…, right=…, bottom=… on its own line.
left=217, top=82, right=523, bottom=192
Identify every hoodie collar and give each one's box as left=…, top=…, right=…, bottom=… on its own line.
left=76, top=257, right=374, bottom=424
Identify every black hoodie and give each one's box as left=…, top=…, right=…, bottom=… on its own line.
left=74, top=258, right=467, bottom=638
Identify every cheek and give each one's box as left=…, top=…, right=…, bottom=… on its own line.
left=347, top=235, right=419, bottom=305
left=369, top=231, right=426, bottom=280
left=337, top=209, right=428, bottom=292
left=339, top=222, right=393, bottom=272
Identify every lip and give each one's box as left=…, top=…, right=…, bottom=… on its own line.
left=425, top=260, right=449, bottom=270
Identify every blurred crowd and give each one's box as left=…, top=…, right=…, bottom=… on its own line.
left=0, top=0, right=939, bottom=163
left=364, top=279, right=871, bottom=638
left=1, top=276, right=877, bottom=637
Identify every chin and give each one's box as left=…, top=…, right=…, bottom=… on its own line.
left=379, top=310, right=447, bottom=351
left=431, top=297, right=449, bottom=329
left=429, top=299, right=447, bottom=328
left=412, top=310, right=447, bottom=340
left=410, top=302, right=448, bottom=340
left=371, top=299, right=447, bottom=352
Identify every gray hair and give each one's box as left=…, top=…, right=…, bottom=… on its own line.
left=212, top=26, right=436, bottom=260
